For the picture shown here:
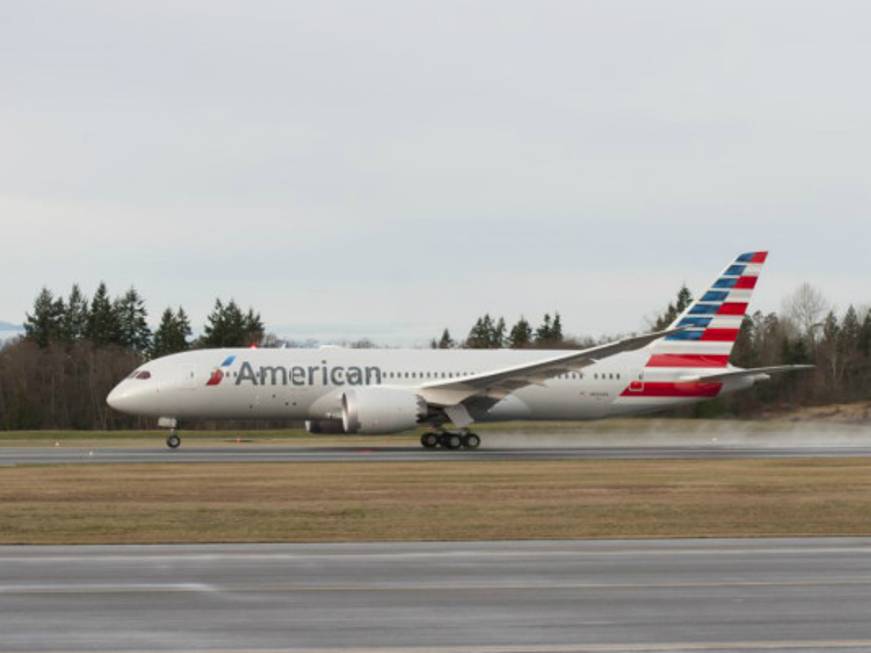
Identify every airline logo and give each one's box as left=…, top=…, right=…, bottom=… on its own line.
left=648, top=250, right=766, bottom=369
left=206, top=357, right=384, bottom=387
left=621, top=250, right=767, bottom=399
left=206, top=355, right=236, bottom=386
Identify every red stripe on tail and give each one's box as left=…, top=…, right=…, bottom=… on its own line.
left=701, top=328, right=740, bottom=341
left=717, top=302, right=748, bottom=315
left=646, top=354, right=730, bottom=368
left=620, top=381, right=723, bottom=398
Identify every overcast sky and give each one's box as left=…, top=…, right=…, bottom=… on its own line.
left=2, top=1, right=869, bottom=344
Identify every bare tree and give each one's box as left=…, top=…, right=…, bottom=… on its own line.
left=783, top=283, right=830, bottom=347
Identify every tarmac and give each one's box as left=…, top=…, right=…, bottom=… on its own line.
left=3, top=444, right=871, bottom=464
left=2, top=538, right=871, bottom=652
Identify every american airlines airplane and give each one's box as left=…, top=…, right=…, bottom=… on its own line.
left=107, top=251, right=810, bottom=449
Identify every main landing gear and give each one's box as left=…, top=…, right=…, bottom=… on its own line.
left=420, top=431, right=481, bottom=450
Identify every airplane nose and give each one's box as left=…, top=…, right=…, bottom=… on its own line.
left=107, top=383, right=135, bottom=414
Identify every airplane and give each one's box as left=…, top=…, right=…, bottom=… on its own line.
left=107, top=251, right=812, bottom=450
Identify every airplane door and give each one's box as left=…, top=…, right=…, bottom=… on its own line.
left=627, top=371, right=644, bottom=393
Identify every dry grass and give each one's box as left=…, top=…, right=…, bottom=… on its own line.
left=2, top=458, right=871, bottom=544
left=0, top=428, right=417, bottom=448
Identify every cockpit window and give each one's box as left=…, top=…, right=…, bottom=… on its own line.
left=134, top=370, right=151, bottom=380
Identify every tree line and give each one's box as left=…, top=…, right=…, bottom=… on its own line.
left=431, top=312, right=566, bottom=349
left=0, top=283, right=265, bottom=430
left=430, top=286, right=696, bottom=351
left=432, top=284, right=871, bottom=418
left=1, top=281, right=869, bottom=430
left=725, top=285, right=871, bottom=416
left=23, top=283, right=265, bottom=356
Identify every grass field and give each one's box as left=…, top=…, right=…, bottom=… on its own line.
left=0, top=427, right=412, bottom=447
left=2, top=458, right=871, bottom=544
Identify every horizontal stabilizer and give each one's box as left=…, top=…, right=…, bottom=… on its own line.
left=680, top=365, right=815, bottom=383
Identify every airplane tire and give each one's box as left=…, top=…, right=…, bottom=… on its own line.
left=462, top=433, right=481, bottom=450
left=166, top=434, right=181, bottom=449
left=421, top=432, right=439, bottom=449
left=443, top=433, right=463, bottom=450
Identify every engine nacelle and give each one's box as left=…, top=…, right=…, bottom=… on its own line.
left=304, top=418, right=346, bottom=434
left=341, top=387, right=427, bottom=434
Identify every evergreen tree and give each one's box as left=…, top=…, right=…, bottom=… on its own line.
left=860, top=309, right=871, bottom=358
left=535, top=312, right=563, bottom=345
left=550, top=312, right=563, bottom=343
left=85, top=282, right=121, bottom=346
left=821, top=310, right=840, bottom=343
left=840, top=305, right=861, bottom=356
left=174, top=307, right=193, bottom=347
left=202, top=299, right=228, bottom=346
left=731, top=315, right=758, bottom=368
left=23, top=287, right=64, bottom=347
left=202, top=299, right=264, bottom=347
left=493, top=317, right=506, bottom=348
left=782, top=336, right=810, bottom=365
left=466, top=314, right=496, bottom=348
left=151, top=307, right=192, bottom=358
left=243, top=308, right=265, bottom=346
left=654, top=284, right=694, bottom=330
left=61, top=284, right=89, bottom=342
left=839, top=305, right=862, bottom=396
left=437, top=328, right=455, bottom=349
left=508, top=317, right=532, bottom=348
left=535, top=313, right=553, bottom=344
left=115, top=287, right=151, bottom=353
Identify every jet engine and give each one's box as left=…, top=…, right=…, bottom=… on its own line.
left=341, top=387, right=428, bottom=434
left=304, top=418, right=346, bottom=434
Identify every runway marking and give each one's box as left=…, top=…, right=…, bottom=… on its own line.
left=3, top=543, right=871, bottom=564
left=0, top=582, right=216, bottom=594
left=3, top=578, right=871, bottom=595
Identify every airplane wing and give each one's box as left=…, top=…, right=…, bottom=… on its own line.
left=679, top=365, right=815, bottom=384
left=417, top=327, right=683, bottom=408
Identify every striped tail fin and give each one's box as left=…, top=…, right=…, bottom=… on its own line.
left=645, top=251, right=767, bottom=369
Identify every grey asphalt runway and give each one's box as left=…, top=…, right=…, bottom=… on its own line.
left=3, top=444, right=871, bottom=465
left=2, top=538, right=871, bottom=652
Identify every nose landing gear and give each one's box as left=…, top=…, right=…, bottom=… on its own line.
left=420, top=430, right=481, bottom=450
left=158, top=418, right=181, bottom=449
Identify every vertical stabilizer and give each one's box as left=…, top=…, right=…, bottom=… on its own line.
left=644, top=251, right=767, bottom=369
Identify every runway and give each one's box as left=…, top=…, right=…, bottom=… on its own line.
left=3, top=444, right=871, bottom=465
left=2, top=538, right=871, bottom=652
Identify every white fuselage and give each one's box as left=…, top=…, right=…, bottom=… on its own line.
left=107, top=346, right=752, bottom=427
